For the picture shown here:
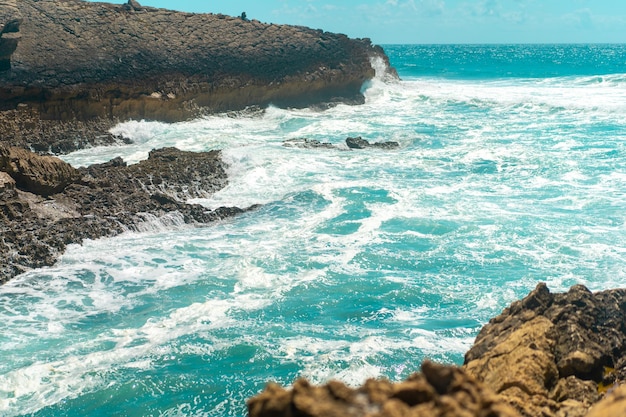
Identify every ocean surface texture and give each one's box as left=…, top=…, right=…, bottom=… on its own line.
left=2, top=44, right=626, bottom=416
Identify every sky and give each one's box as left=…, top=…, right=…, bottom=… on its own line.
left=90, top=1, right=626, bottom=44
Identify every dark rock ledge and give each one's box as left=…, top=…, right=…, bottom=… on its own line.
left=248, top=283, right=626, bottom=417
left=0, top=144, right=249, bottom=284
left=0, top=0, right=398, bottom=281
left=0, top=0, right=397, bottom=153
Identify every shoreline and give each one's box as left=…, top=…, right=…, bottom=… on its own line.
left=0, top=0, right=394, bottom=283
left=2, top=2, right=625, bottom=417
left=248, top=283, right=626, bottom=417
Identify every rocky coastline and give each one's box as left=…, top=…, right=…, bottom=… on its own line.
left=0, top=143, right=250, bottom=283
left=1, top=0, right=395, bottom=153
left=248, top=283, right=626, bottom=417
left=2, top=2, right=625, bottom=417
left=0, top=0, right=395, bottom=283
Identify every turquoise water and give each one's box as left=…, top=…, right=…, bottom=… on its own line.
left=2, top=44, right=626, bottom=416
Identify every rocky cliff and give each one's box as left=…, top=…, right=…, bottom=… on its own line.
left=248, top=284, right=626, bottom=417
left=0, top=0, right=393, bottom=152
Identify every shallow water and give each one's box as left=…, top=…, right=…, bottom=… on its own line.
left=2, top=44, right=626, bottom=416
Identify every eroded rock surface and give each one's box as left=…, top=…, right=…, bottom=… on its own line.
left=463, top=283, right=626, bottom=416
left=248, top=360, right=520, bottom=417
left=0, top=0, right=395, bottom=153
left=0, top=145, right=247, bottom=284
left=248, top=284, right=626, bottom=417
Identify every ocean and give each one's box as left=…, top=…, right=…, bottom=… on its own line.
left=2, top=44, right=626, bottom=416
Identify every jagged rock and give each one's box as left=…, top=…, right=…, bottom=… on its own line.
left=0, top=106, right=126, bottom=155
left=248, top=360, right=521, bottom=417
left=248, top=284, right=626, bottom=417
left=0, top=143, right=81, bottom=196
left=0, top=146, right=249, bottom=284
left=463, top=283, right=626, bottom=416
left=346, top=136, right=400, bottom=150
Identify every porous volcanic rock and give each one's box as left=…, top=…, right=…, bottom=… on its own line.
left=248, top=284, right=626, bottom=417
left=0, top=145, right=248, bottom=284
left=248, top=360, right=520, bottom=417
left=0, top=0, right=396, bottom=152
left=463, top=283, right=626, bottom=416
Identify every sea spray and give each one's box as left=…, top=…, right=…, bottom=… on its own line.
left=2, top=44, right=626, bottom=416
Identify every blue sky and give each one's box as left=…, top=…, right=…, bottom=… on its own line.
left=92, top=0, right=626, bottom=44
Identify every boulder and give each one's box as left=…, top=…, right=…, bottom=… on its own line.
left=463, top=283, right=626, bottom=416
left=346, top=136, right=400, bottom=150
left=0, top=143, right=81, bottom=196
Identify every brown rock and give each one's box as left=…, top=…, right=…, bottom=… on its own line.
left=247, top=361, right=521, bottom=417
left=463, top=283, right=626, bottom=417
left=0, top=143, right=81, bottom=195
left=464, top=316, right=558, bottom=397
left=586, top=384, right=626, bottom=417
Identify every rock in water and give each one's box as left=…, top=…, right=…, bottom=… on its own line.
left=346, top=136, right=400, bottom=150
left=248, top=284, right=626, bottom=417
left=0, top=146, right=247, bottom=284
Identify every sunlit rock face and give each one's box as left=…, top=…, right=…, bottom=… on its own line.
left=0, top=0, right=394, bottom=123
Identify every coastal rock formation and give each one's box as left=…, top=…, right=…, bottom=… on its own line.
left=248, top=360, right=520, bottom=417
left=463, top=283, right=626, bottom=416
left=248, top=284, right=626, bottom=417
left=0, top=145, right=247, bottom=284
left=282, top=136, right=400, bottom=150
left=0, top=0, right=395, bottom=152
left=346, top=136, right=400, bottom=150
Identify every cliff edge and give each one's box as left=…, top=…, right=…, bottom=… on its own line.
left=0, top=0, right=392, bottom=126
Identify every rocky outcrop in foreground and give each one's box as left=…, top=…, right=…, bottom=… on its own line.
left=0, top=144, right=247, bottom=283
left=0, top=0, right=395, bottom=152
left=248, top=284, right=626, bottom=417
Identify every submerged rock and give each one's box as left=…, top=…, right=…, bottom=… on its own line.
left=346, top=136, right=400, bottom=150
left=248, top=360, right=520, bottom=417
left=283, top=138, right=337, bottom=149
